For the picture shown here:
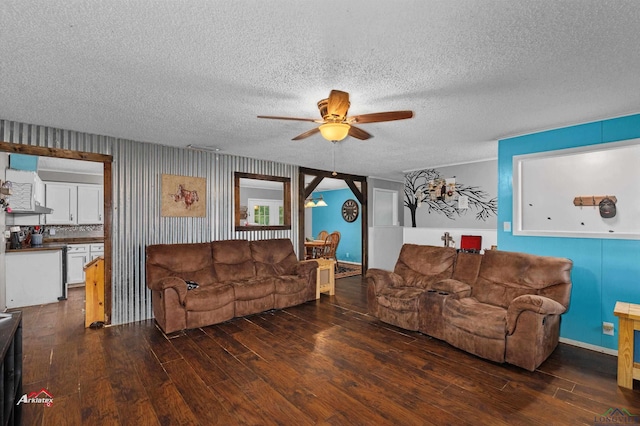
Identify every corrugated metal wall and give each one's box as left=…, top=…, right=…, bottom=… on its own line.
left=1, top=119, right=299, bottom=325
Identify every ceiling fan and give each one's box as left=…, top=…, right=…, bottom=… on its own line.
left=257, top=90, right=413, bottom=142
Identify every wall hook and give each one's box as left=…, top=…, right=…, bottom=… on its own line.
left=573, top=195, right=617, bottom=207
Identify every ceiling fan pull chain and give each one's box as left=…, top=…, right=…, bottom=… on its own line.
left=332, top=141, right=338, bottom=176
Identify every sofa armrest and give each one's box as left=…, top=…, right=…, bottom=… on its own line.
left=148, top=276, right=188, bottom=305
left=506, top=294, right=566, bottom=335
left=431, top=279, right=472, bottom=297
left=365, top=269, right=404, bottom=293
left=296, top=260, right=318, bottom=278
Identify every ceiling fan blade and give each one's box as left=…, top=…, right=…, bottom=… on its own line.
left=351, top=110, right=414, bottom=124
left=326, top=90, right=350, bottom=119
left=257, top=115, right=319, bottom=123
left=292, top=127, right=320, bottom=140
left=348, top=125, right=372, bottom=140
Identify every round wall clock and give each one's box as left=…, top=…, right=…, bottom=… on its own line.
left=342, top=199, right=359, bottom=222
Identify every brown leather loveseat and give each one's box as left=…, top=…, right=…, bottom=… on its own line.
left=366, top=244, right=572, bottom=371
left=146, top=239, right=317, bottom=333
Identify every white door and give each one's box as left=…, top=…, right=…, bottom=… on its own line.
left=370, top=189, right=403, bottom=270
left=373, top=189, right=398, bottom=226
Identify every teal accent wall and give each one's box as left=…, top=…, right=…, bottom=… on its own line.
left=311, top=189, right=362, bottom=263
left=498, top=114, right=640, bottom=361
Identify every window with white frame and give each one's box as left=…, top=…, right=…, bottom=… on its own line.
left=247, top=198, right=284, bottom=226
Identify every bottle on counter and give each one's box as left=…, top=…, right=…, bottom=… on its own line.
left=9, top=227, right=21, bottom=250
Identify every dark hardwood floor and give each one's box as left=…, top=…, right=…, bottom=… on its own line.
left=12, top=276, right=640, bottom=425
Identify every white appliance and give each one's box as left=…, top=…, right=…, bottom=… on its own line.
left=6, top=250, right=63, bottom=308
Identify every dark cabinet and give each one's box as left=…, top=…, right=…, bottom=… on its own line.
left=0, top=312, right=22, bottom=426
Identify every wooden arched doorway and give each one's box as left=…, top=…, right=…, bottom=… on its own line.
left=298, top=167, right=368, bottom=272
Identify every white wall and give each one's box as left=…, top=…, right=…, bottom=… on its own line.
left=369, top=226, right=403, bottom=270
left=404, top=160, right=497, bottom=229
left=403, top=227, right=497, bottom=252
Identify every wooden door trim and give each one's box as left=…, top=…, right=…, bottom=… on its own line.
left=0, top=141, right=113, bottom=324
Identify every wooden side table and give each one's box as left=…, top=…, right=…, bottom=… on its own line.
left=613, top=301, right=640, bottom=389
left=314, top=258, right=335, bottom=299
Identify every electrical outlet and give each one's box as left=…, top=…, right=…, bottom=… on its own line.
left=602, top=322, right=614, bottom=336
left=346, top=252, right=349, bottom=258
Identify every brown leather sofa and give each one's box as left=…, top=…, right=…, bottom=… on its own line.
left=146, top=239, right=317, bottom=333
left=366, top=244, right=572, bottom=371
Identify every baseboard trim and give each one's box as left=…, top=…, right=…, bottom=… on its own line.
left=559, top=337, right=618, bottom=356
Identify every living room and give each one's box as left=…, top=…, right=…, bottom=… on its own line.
left=1, top=1, right=640, bottom=424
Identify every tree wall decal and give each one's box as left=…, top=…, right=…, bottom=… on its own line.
left=404, top=169, right=497, bottom=227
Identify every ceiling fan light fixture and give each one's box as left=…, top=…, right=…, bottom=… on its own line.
left=319, top=122, right=350, bottom=142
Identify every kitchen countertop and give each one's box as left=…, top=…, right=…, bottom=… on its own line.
left=6, top=238, right=104, bottom=252
left=45, top=237, right=104, bottom=244
left=6, top=243, right=68, bottom=253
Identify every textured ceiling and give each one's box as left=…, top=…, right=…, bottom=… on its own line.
left=2, top=1, right=640, bottom=181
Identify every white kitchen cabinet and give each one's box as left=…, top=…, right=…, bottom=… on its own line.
left=77, top=185, right=103, bottom=224
left=67, top=244, right=89, bottom=285
left=45, top=183, right=103, bottom=225
left=90, top=243, right=104, bottom=260
left=45, top=183, right=77, bottom=224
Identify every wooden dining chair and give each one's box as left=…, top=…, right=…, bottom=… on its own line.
left=317, top=230, right=329, bottom=241
left=322, top=231, right=341, bottom=271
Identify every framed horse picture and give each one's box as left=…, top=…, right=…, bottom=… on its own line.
left=161, top=174, right=206, bottom=217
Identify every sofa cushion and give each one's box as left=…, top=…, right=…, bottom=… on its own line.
left=377, top=287, right=424, bottom=312
left=432, top=279, right=472, bottom=296
left=232, top=278, right=275, bottom=301
left=250, top=239, right=298, bottom=277
left=394, top=245, right=457, bottom=289
left=184, top=284, right=235, bottom=312
left=452, top=251, right=482, bottom=284
left=146, top=242, right=217, bottom=285
left=274, top=276, right=307, bottom=295
left=473, top=249, right=572, bottom=308
left=211, top=240, right=255, bottom=282
left=444, top=297, right=507, bottom=340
